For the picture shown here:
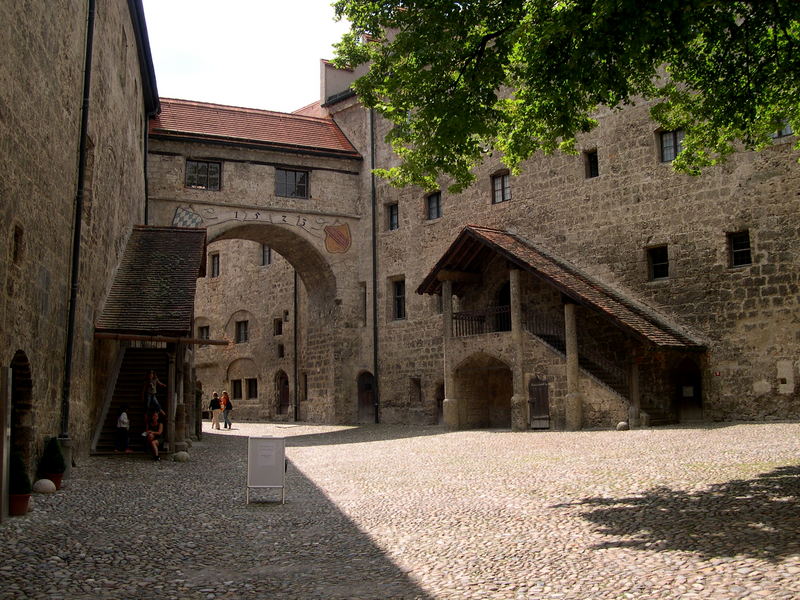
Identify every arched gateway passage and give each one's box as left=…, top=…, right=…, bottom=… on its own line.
left=152, top=202, right=364, bottom=424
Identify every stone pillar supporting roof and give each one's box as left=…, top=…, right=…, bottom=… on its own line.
left=96, top=226, right=207, bottom=339
left=417, top=225, right=705, bottom=350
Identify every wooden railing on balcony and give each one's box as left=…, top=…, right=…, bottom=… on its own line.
left=452, top=305, right=511, bottom=337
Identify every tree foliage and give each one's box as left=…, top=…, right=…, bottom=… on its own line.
left=333, top=1, right=800, bottom=191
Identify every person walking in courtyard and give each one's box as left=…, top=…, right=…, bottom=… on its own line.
left=144, top=411, right=164, bottom=461
left=143, top=370, right=167, bottom=417
left=221, top=391, right=233, bottom=429
left=209, top=391, right=222, bottom=430
left=115, top=405, right=132, bottom=453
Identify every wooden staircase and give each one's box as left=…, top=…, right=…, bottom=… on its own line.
left=93, top=348, right=169, bottom=454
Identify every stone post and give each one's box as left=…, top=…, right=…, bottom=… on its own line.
left=564, top=301, right=583, bottom=431
left=628, top=360, right=641, bottom=428
left=441, top=280, right=459, bottom=427
left=510, top=269, right=527, bottom=431
left=0, top=367, right=10, bottom=522
left=166, top=352, right=176, bottom=453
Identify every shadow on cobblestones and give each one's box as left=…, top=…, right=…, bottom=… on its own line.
left=0, top=429, right=434, bottom=600
left=563, top=464, right=800, bottom=561
left=283, top=424, right=448, bottom=447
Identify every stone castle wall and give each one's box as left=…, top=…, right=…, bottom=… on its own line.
left=1, top=0, right=151, bottom=459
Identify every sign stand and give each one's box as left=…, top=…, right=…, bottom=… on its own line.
left=246, top=436, right=286, bottom=504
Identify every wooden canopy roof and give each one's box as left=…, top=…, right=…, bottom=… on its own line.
left=417, top=225, right=704, bottom=350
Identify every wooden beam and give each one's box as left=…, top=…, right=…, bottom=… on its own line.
left=436, top=269, right=482, bottom=283
left=94, top=332, right=229, bottom=346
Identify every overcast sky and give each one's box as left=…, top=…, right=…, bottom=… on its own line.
left=142, top=0, right=351, bottom=113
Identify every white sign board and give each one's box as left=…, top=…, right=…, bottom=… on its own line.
left=247, top=436, right=286, bottom=504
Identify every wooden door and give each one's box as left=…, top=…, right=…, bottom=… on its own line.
left=528, top=378, right=550, bottom=429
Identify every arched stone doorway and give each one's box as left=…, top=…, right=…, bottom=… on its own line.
left=673, top=357, right=702, bottom=422
left=10, top=350, right=34, bottom=467
left=453, top=353, right=513, bottom=428
left=275, top=370, right=290, bottom=416
left=357, top=371, right=375, bottom=424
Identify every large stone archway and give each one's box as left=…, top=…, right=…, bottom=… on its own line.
left=150, top=202, right=364, bottom=424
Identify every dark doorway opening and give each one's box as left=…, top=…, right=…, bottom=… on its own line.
left=435, top=383, right=445, bottom=425
left=357, top=372, right=376, bottom=424
left=673, top=357, right=702, bottom=422
left=495, top=281, right=511, bottom=331
left=276, top=371, right=290, bottom=415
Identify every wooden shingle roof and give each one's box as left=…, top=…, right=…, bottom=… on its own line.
left=150, top=98, right=360, bottom=159
left=96, top=226, right=207, bottom=337
left=417, top=225, right=704, bottom=350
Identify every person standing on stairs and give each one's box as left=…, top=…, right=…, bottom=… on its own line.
left=143, top=370, right=167, bottom=420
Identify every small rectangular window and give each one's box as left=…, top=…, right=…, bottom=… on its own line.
left=660, top=130, right=685, bottom=162
left=491, top=172, right=511, bottom=203
left=186, top=159, right=221, bottom=190
left=275, top=168, right=309, bottom=198
left=232, top=379, right=243, bottom=400
left=387, top=203, right=399, bottom=230
left=585, top=150, right=599, bottom=178
left=210, top=253, right=220, bottom=278
left=273, top=318, right=283, bottom=336
left=246, top=378, right=258, bottom=399
left=261, top=244, right=272, bottom=266
left=235, top=320, right=249, bottom=343
left=770, top=121, right=793, bottom=138
left=647, top=246, right=669, bottom=280
left=393, top=279, right=406, bottom=320
left=198, top=326, right=209, bottom=347
left=728, top=231, right=752, bottom=267
left=277, top=344, right=285, bottom=358
left=426, top=192, right=442, bottom=220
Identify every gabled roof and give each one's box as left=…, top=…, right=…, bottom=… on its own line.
left=417, top=225, right=704, bottom=350
left=149, top=98, right=360, bottom=159
left=96, top=226, right=207, bottom=337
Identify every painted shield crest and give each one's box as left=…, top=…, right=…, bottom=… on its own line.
left=324, top=223, right=352, bottom=254
left=172, top=206, right=204, bottom=228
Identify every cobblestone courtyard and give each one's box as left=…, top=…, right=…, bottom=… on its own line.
left=1, top=422, right=798, bottom=599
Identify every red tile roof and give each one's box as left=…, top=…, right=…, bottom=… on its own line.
left=96, top=226, right=207, bottom=337
left=150, top=98, right=360, bottom=159
left=417, top=225, right=704, bottom=349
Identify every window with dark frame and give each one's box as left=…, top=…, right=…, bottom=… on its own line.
left=770, top=122, right=793, bottom=138
left=277, top=344, right=285, bottom=358
left=647, top=246, right=669, bottom=280
left=728, top=231, right=752, bottom=267
left=210, top=253, right=220, bottom=278
left=232, top=379, right=243, bottom=400
left=387, top=203, right=399, bottom=230
left=660, top=130, right=685, bottom=162
left=426, top=192, right=442, bottom=220
left=275, top=168, right=308, bottom=198
left=491, top=172, right=511, bottom=203
left=246, top=378, right=258, bottom=399
left=273, top=318, right=283, bottom=336
left=585, top=150, right=599, bottom=178
left=393, top=279, right=406, bottom=320
left=186, top=159, right=221, bottom=190
left=261, top=244, right=272, bottom=266
left=235, top=320, right=249, bottom=343
left=198, top=326, right=210, bottom=347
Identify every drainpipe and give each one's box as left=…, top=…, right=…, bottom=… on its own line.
left=293, top=269, right=299, bottom=421
left=370, top=109, right=380, bottom=424
left=60, top=0, right=96, bottom=456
